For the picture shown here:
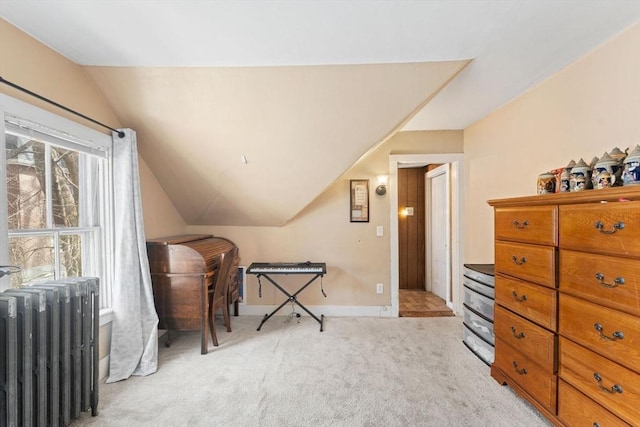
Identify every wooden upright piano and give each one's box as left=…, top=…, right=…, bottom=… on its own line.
left=146, top=234, right=240, bottom=354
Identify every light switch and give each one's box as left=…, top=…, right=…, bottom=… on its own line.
left=376, top=225, right=384, bottom=236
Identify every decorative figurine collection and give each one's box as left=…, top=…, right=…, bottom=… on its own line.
left=537, top=145, right=640, bottom=195
left=623, top=145, right=640, bottom=185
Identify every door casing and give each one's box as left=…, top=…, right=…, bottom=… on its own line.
left=425, top=164, right=451, bottom=306
left=389, top=153, right=464, bottom=316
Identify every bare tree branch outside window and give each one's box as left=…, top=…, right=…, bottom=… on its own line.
left=5, top=134, right=83, bottom=287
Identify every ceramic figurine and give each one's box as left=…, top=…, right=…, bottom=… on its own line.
left=592, top=152, right=622, bottom=189
left=537, top=172, right=556, bottom=194
left=550, top=168, right=563, bottom=193
left=560, top=160, right=575, bottom=192
left=609, top=147, right=627, bottom=164
left=622, top=144, right=640, bottom=186
left=570, top=158, right=592, bottom=191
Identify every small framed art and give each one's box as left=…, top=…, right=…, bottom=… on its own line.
left=350, top=179, right=369, bottom=222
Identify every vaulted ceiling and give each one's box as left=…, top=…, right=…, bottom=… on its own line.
left=1, top=1, right=638, bottom=226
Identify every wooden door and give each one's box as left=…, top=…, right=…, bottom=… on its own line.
left=397, top=167, right=426, bottom=289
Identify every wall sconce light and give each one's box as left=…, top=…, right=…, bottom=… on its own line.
left=399, top=207, right=414, bottom=217
left=376, top=175, right=388, bottom=195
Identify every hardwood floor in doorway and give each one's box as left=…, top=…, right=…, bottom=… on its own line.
left=399, top=289, right=455, bottom=317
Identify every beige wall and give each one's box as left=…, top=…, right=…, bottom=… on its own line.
left=463, top=23, right=640, bottom=263
left=0, top=20, right=117, bottom=132
left=0, top=19, right=185, bottom=378
left=188, top=131, right=463, bottom=307
left=138, top=157, right=187, bottom=238
left=0, top=19, right=186, bottom=239
left=3, top=17, right=638, bottom=309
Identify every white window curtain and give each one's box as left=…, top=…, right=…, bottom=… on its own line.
left=107, top=129, right=158, bottom=383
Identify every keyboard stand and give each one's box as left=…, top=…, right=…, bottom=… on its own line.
left=253, top=272, right=325, bottom=332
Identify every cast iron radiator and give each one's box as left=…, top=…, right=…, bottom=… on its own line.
left=1, top=278, right=99, bottom=427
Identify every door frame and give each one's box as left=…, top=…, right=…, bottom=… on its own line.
left=389, top=154, right=464, bottom=316
left=425, top=164, right=451, bottom=307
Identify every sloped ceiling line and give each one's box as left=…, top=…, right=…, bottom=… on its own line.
left=1, top=2, right=637, bottom=226
left=85, top=61, right=467, bottom=226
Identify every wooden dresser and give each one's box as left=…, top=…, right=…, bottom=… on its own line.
left=488, top=186, right=640, bottom=426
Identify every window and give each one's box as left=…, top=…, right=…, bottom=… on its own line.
left=0, top=95, right=114, bottom=310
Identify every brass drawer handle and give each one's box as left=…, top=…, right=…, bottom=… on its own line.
left=512, top=219, right=529, bottom=229
left=512, top=361, right=527, bottom=375
left=510, top=326, right=525, bottom=339
left=512, top=291, right=527, bottom=302
left=593, top=372, right=623, bottom=394
left=594, top=273, right=625, bottom=288
left=594, top=323, right=624, bottom=341
left=594, top=221, right=625, bottom=234
left=511, top=255, right=527, bottom=265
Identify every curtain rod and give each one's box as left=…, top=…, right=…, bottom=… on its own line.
left=0, top=75, right=124, bottom=138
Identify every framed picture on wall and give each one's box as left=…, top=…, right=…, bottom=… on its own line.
left=350, top=179, right=369, bottom=222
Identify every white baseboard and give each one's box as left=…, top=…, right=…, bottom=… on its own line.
left=239, top=304, right=395, bottom=318
left=99, top=355, right=109, bottom=382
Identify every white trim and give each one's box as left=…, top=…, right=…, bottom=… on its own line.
left=389, top=154, right=465, bottom=316
left=425, top=164, right=451, bottom=305
left=425, top=172, right=431, bottom=293
left=0, top=107, right=7, bottom=289
left=99, top=308, right=114, bottom=326
left=0, top=94, right=112, bottom=149
left=102, top=153, right=114, bottom=309
left=8, top=227, right=101, bottom=237
left=5, top=121, right=109, bottom=157
left=450, top=161, right=464, bottom=314
left=240, top=304, right=396, bottom=318
left=0, top=94, right=114, bottom=302
left=99, top=355, right=110, bottom=382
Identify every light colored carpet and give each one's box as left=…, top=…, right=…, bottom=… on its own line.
left=74, top=315, right=551, bottom=427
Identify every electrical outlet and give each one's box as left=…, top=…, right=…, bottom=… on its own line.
left=376, top=225, right=383, bottom=236
left=376, top=283, right=383, bottom=294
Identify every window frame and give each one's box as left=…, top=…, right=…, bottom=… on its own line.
left=0, top=94, right=114, bottom=319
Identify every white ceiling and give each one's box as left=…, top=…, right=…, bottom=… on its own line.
left=2, top=1, right=638, bottom=130
left=1, top=1, right=638, bottom=226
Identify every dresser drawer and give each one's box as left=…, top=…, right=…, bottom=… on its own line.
left=494, top=305, right=555, bottom=372
left=495, top=241, right=556, bottom=288
left=559, top=337, right=640, bottom=425
left=558, top=379, right=631, bottom=427
left=559, top=201, right=640, bottom=258
left=559, top=294, right=640, bottom=372
left=495, top=206, right=557, bottom=246
left=560, top=249, right=640, bottom=317
left=494, top=338, right=557, bottom=413
left=495, top=274, right=557, bottom=331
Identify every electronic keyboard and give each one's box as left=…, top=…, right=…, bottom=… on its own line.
left=247, top=262, right=326, bottom=274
